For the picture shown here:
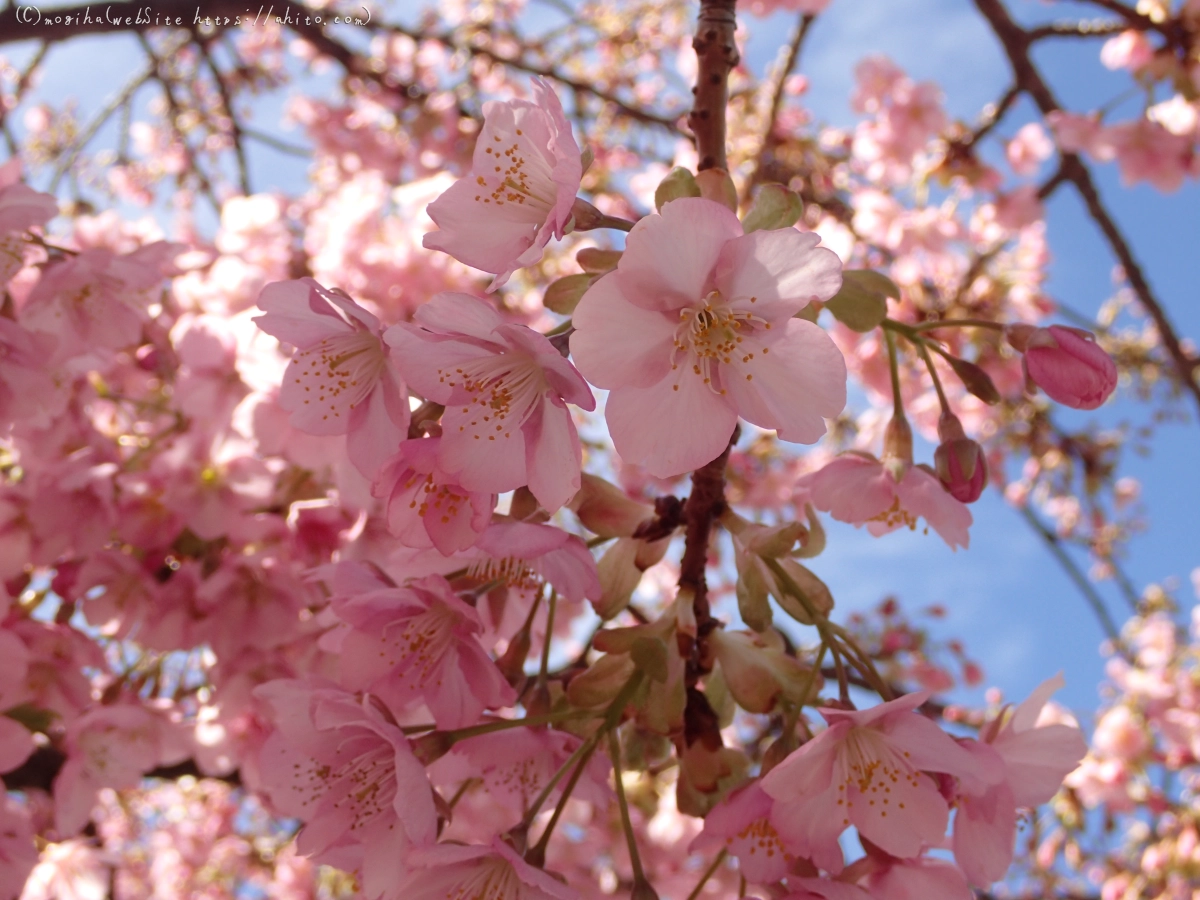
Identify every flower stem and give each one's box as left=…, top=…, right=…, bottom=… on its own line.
left=686, top=849, right=727, bottom=900
left=884, top=326, right=904, bottom=420
left=608, top=727, right=649, bottom=886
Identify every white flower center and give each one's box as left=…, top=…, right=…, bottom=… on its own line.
left=670, top=290, right=771, bottom=395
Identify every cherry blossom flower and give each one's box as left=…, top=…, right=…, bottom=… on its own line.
left=375, top=437, right=497, bottom=555
left=691, top=781, right=806, bottom=883
left=804, top=453, right=972, bottom=549
left=255, top=679, right=437, bottom=897
left=423, top=78, right=582, bottom=290
left=784, top=880, right=873, bottom=900
left=760, top=691, right=983, bottom=873
left=0, top=180, right=57, bottom=235
left=323, top=572, right=516, bottom=729
left=953, top=675, right=1087, bottom=886
left=570, top=197, right=846, bottom=478
left=22, top=243, right=181, bottom=355
left=471, top=521, right=602, bottom=605
left=254, top=278, right=410, bottom=479
left=395, top=840, right=580, bottom=900
left=54, top=704, right=190, bottom=836
left=433, top=727, right=610, bottom=831
left=385, top=291, right=594, bottom=511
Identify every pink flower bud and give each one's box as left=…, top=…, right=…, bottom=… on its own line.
left=934, top=438, right=988, bottom=503
left=1014, top=325, right=1118, bottom=409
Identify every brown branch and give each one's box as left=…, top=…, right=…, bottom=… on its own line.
left=973, top=0, right=1200, bottom=418
left=688, top=0, right=740, bottom=171
left=386, top=24, right=685, bottom=134
left=1027, top=19, right=1128, bottom=41
left=742, top=11, right=815, bottom=202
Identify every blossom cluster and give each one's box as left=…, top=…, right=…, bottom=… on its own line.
left=0, top=0, right=1182, bottom=896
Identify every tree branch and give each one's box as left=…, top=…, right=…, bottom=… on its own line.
left=688, top=0, right=740, bottom=171
left=973, top=0, right=1200, bottom=419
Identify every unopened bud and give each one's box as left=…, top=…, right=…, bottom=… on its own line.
left=882, top=415, right=913, bottom=481
left=694, top=168, right=738, bottom=212
left=934, top=414, right=988, bottom=503
left=495, top=627, right=532, bottom=685
left=654, top=166, right=702, bottom=211
left=741, top=184, right=803, bottom=233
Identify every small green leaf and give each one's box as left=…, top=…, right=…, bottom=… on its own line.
left=823, top=269, right=897, bottom=332
left=742, top=184, right=803, bottom=233
left=654, top=167, right=701, bottom=211
left=543, top=273, right=594, bottom=315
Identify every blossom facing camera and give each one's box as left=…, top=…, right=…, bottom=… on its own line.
left=1010, top=324, right=1118, bottom=410
left=570, top=197, right=846, bottom=478
left=423, top=78, right=583, bottom=290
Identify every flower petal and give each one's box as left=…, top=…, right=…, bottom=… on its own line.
left=615, top=198, right=742, bottom=311
left=714, top=229, right=843, bottom=319
left=569, top=273, right=678, bottom=390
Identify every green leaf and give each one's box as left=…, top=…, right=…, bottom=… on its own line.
left=741, top=184, right=803, bottom=233
left=543, top=273, right=594, bottom=315
left=823, top=269, right=898, bottom=332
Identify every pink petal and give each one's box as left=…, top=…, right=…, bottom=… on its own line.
left=615, top=198, right=742, bottom=312
left=714, top=229, right=843, bottom=319
left=896, top=468, right=972, bottom=549
left=345, top=371, right=410, bottom=480
left=724, top=318, right=846, bottom=443
left=525, top=396, right=583, bottom=511
left=569, top=273, right=678, bottom=390
left=605, top=376, right=738, bottom=479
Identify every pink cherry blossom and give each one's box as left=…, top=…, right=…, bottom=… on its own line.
left=423, top=78, right=582, bottom=290
left=953, top=675, right=1087, bottom=886
left=54, top=703, right=190, bottom=836
left=691, top=781, right=806, bottom=884
left=254, top=679, right=437, bottom=898
left=21, top=244, right=181, bottom=355
left=322, top=571, right=516, bottom=729
left=254, top=278, right=410, bottom=479
left=761, top=691, right=983, bottom=873
left=395, top=840, right=580, bottom=900
left=1099, top=30, right=1154, bottom=72
left=385, top=292, right=594, bottom=511
left=433, top=727, right=610, bottom=832
left=471, top=521, right=602, bottom=605
left=375, top=437, right=497, bottom=555
left=1006, top=123, right=1054, bottom=177
left=0, top=320, right=60, bottom=431
left=570, top=197, right=846, bottom=478
left=745, top=0, right=832, bottom=17
left=805, top=453, right=972, bottom=549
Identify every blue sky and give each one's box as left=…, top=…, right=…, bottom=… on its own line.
left=4, top=0, right=1198, bottom=720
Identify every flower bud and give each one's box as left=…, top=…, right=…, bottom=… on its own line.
left=566, top=653, right=636, bottom=707
left=710, top=629, right=817, bottom=714
left=694, top=168, right=738, bottom=212
left=570, top=474, right=653, bottom=538
left=1012, top=324, right=1118, bottom=409
left=882, top=414, right=913, bottom=482
left=934, top=413, right=987, bottom=503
